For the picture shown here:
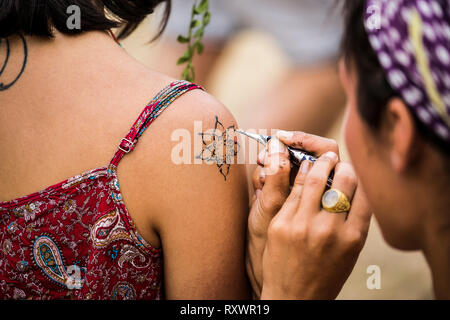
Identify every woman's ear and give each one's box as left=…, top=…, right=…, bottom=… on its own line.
left=383, top=98, right=418, bottom=173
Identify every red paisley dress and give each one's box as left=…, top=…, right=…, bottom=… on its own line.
left=0, top=81, right=202, bottom=299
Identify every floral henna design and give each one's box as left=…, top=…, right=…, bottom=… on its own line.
left=196, top=116, right=240, bottom=181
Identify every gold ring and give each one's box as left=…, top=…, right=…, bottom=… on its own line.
left=321, top=189, right=351, bottom=213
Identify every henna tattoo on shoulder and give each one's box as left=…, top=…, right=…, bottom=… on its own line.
left=0, top=34, right=28, bottom=91
left=196, top=116, right=241, bottom=181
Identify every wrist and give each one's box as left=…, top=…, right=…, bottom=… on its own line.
left=260, top=283, right=319, bottom=300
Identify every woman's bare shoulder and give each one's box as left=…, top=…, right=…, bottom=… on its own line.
left=109, top=70, right=251, bottom=298
left=117, top=75, right=247, bottom=225
left=135, top=83, right=243, bottom=194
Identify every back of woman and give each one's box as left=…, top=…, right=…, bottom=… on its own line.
left=0, top=1, right=250, bottom=299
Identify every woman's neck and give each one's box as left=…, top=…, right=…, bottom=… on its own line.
left=1, top=30, right=156, bottom=113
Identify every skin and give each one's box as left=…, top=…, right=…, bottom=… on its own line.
left=247, top=133, right=371, bottom=299
left=0, top=31, right=250, bottom=299
left=247, top=58, right=450, bottom=299
left=156, top=39, right=347, bottom=212
left=340, top=60, right=450, bottom=299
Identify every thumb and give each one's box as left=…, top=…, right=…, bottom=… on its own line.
left=259, top=138, right=291, bottom=216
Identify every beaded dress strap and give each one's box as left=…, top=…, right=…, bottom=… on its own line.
left=109, top=80, right=203, bottom=167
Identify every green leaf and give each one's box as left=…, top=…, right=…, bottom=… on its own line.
left=187, top=66, right=195, bottom=82
left=182, top=66, right=195, bottom=82
left=177, top=49, right=191, bottom=65
left=176, top=0, right=211, bottom=82
left=182, top=49, right=192, bottom=59
left=203, top=11, right=211, bottom=26
left=195, top=0, right=209, bottom=14
left=190, top=20, right=201, bottom=29
left=195, top=42, right=204, bottom=55
left=182, top=68, right=190, bottom=79
left=194, top=27, right=204, bottom=38
left=177, top=35, right=189, bottom=44
left=177, top=57, right=189, bottom=65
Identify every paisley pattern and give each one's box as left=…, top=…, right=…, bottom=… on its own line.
left=118, top=244, right=151, bottom=269
left=111, top=282, right=137, bottom=300
left=32, top=235, right=83, bottom=289
left=91, top=210, right=132, bottom=248
left=0, top=81, right=203, bottom=299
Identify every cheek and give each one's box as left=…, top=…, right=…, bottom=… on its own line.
left=344, top=105, right=377, bottom=206
left=344, top=104, right=417, bottom=249
left=343, top=104, right=362, bottom=163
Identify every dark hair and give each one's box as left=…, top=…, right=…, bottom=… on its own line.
left=341, top=0, right=450, bottom=157
left=0, top=0, right=171, bottom=40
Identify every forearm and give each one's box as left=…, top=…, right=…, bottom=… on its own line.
left=246, top=231, right=267, bottom=299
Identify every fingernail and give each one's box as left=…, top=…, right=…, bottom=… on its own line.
left=323, top=151, right=338, bottom=162
left=300, top=160, right=311, bottom=174
left=276, top=130, right=294, bottom=140
left=258, top=150, right=266, bottom=165
left=259, top=168, right=266, bottom=180
left=255, top=189, right=262, bottom=199
left=269, top=138, right=288, bottom=155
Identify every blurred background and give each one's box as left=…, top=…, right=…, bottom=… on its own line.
left=120, top=0, right=432, bottom=299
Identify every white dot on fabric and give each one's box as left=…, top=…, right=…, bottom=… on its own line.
left=428, top=105, right=439, bottom=116
left=395, top=50, right=411, bottom=66
left=433, top=22, right=444, bottom=38
left=386, top=1, right=399, bottom=18
left=381, top=15, right=390, bottom=29
left=444, top=25, right=450, bottom=41
left=443, top=25, right=450, bottom=41
left=379, top=51, right=392, bottom=68
left=369, top=35, right=382, bottom=50
left=388, top=69, right=407, bottom=88
left=418, top=0, right=433, bottom=17
left=423, top=23, right=436, bottom=42
left=436, top=124, right=449, bottom=139
left=436, top=46, right=450, bottom=65
left=443, top=93, right=450, bottom=107
left=432, top=71, right=441, bottom=86
left=417, top=108, right=432, bottom=124
left=403, top=40, right=414, bottom=54
left=401, top=8, right=412, bottom=23
left=390, top=28, right=401, bottom=42
left=403, top=87, right=423, bottom=105
left=443, top=73, right=450, bottom=87
left=431, top=2, right=443, bottom=17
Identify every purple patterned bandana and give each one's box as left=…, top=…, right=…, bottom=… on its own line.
left=365, top=0, right=450, bottom=143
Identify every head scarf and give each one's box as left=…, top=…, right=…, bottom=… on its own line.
left=364, top=0, right=450, bottom=144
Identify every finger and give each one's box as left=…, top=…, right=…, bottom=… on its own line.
left=252, top=166, right=266, bottom=191
left=298, top=151, right=339, bottom=215
left=276, top=130, right=340, bottom=159
left=263, top=138, right=290, bottom=177
left=289, top=160, right=313, bottom=201
left=345, top=184, right=372, bottom=233
left=257, top=148, right=267, bottom=167
left=327, top=162, right=358, bottom=218
left=279, top=160, right=313, bottom=219
left=258, top=138, right=291, bottom=216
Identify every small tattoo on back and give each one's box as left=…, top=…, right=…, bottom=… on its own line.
left=0, top=34, right=28, bottom=91
left=196, top=116, right=240, bottom=181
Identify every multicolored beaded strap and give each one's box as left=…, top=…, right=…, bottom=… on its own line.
left=109, top=80, right=203, bottom=167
